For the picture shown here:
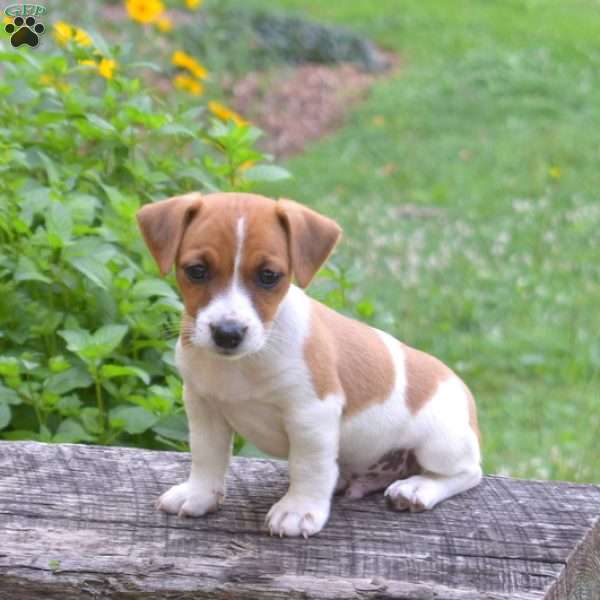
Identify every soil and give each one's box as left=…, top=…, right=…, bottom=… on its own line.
left=229, top=58, right=398, bottom=158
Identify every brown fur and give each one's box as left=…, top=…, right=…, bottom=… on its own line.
left=276, top=199, right=341, bottom=288
left=304, top=300, right=395, bottom=417
left=402, top=344, right=452, bottom=415
left=175, top=194, right=291, bottom=323
left=136, top=192, right=203, bottom=276
left=403, top=343, right=480, bottom=440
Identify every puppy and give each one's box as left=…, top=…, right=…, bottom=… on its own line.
left=137, top=192, right=481, bottom=538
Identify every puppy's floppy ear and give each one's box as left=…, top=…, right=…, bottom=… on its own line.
left=136, top=193, right=203, bottom=276
left=276, top=198, right=342, bottom=288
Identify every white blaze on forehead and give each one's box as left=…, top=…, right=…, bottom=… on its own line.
left=233, top=216, right=246, bottom=283
left=191, top=214, right=267, bottom=354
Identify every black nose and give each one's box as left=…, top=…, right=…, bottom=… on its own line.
left=210, top=320, right=248, bottom=350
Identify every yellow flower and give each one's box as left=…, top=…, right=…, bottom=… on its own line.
left=79, top=59, right=97, bottom=67
left=173, top=74, right=203, bottom=96
left=185, top=0, right=202, bottom=9
left=549, top=166, right=562, bottom=180
left=172, top=50, right=194, bottom=69
left=171, top=50, right=208, bottom=80
left=53, top=21, right=93, bottom=47
left=189, top=63, right=207, bottom=80
left=208, top=101, right=246, bottom=126
left=155, top=16, right=173, bottom=32
left=98, top=58, right=117, bottom=80
left=74, top=28, right=92, bottom=47
left=39, top=74, right=70, bottom=92
left=126, top=0, right=165, bottom=24
left=239, top=160, right=255, bottom=171
left=53, top=21, right=73, bottom=46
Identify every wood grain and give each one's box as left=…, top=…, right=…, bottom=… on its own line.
left=0, top=442, right=598, bottom=599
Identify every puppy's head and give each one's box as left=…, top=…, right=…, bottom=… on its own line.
left=137, top=192, right=341, bottom=358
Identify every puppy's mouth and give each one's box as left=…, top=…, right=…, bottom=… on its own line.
left=211, top=344, right=256, bottom=360
left=214, top=347, right=242, bottom=358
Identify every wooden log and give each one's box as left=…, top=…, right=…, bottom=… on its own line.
left=0, top=441, right=598, bottom=599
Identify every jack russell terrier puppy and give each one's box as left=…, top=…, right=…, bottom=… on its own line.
left=137, top=192, right=481, bottom=538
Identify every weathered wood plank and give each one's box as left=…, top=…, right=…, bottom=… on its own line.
left=0, top=442, right=598, bottom=599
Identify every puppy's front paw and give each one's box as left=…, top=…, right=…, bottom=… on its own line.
left=157, top=480, right=223, bottom=518
left=266, top=495, right=330, bottom=538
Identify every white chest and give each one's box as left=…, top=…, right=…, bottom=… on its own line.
left=177, top=342, right=311, bottom=458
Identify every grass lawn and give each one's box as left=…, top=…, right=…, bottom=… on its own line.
left=237, top=0, right=600, bottom=481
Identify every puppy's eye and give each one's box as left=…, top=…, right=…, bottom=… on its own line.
left=257, top=268, right=282, bottom=289
left=184, top=264, right=208, bottom=282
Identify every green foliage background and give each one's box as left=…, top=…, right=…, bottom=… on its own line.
left=0, top=31, right=290, bottom=449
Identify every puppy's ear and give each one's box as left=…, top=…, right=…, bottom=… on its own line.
left=136, top=193, right=203, bottom=276
left=276, top=198, right=342, bottom=288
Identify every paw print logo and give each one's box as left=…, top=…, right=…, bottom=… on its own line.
left=5, top=15, right=45, bottom=48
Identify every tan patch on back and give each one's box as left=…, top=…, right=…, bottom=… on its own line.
left=403, top=343, right=481, bottom=445
left=402, top=344, right=453, bottom=415
left=304, top=300, right=395, bottom=417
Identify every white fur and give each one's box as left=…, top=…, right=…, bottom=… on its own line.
left=164, top=286, right=342, bottom=536
left=160, top=284, right=481, bottom=536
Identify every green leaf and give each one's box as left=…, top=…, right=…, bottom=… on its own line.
left=45, top=367, right=93, bottom=395
left=0, top=383, right=21, bottom=405
left=0, top=357, right=20, bottom=377
left=356, top=299, right=375, bottom=319
left=20, top=187, right=51, bottom=225
left=131, top=279, right=178, bottom=300
left=110, top=405, right=158, bottom=435
left=49, top=355, right=70, bottom=373
left=58, top=329, right=93, bottom=354
left=14, top=256, right=51, bottom=284
left=152, top=413, right=188, bottom=442
left=100, top=364, right=150, bottom=385
left=159, top=123, right=195, bottom=137
left=36, top=152, right=60, bottom=186
left=64, top=238, right=118, bottom=263
left=91, top=324, right=128, bottom=358
left=0, top=402, right=11, bottom=430
left=86, top=114, right=117, bottom=133
left=67, top=255, right=112, bottom=289
left=56, top=395, right=82, bottom=416
left=80, top=407, right=102, bottom=435
left=101, top=185, right=137, bottom=219
left=242, top=165, right=291, bottom=182
left=46, top=202, right=72, bottom=247
left=68, top=193, right=99, bottom=225
left=53, top=418, right=93, bottom=443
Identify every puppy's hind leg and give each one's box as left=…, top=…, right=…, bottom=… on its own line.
left=385, top=379, right=482, bottom=512
left=385, top=468, right=481, bottom=512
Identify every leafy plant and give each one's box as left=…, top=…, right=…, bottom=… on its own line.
left=0, top=32, right=289, bottom=449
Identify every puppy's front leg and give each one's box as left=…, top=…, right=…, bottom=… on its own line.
left=158, top=385, right=232, bottom=517
left=267, top=397, right=341, bottom=538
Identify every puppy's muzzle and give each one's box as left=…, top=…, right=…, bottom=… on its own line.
left=210, top=320, right=248, bottom=350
